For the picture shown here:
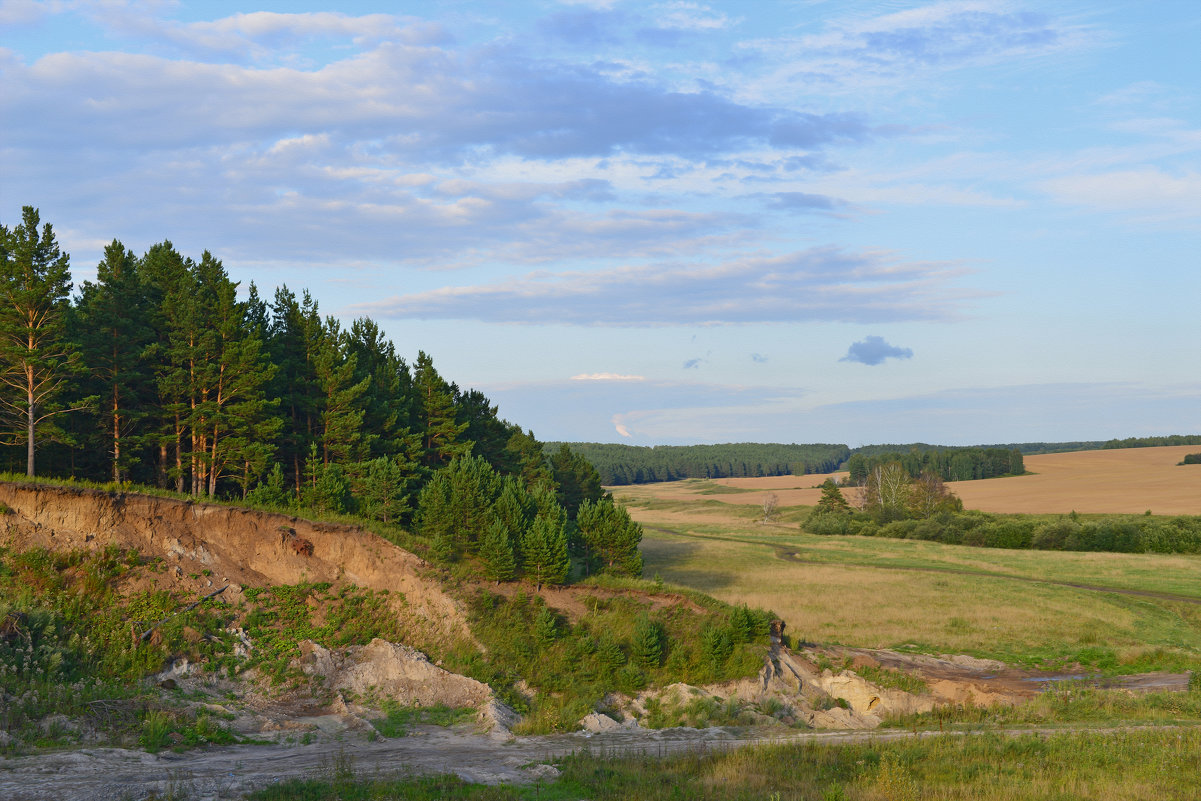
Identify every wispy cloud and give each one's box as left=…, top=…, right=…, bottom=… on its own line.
left=0, top=38, right=871, bottom=161
left=840, top=335, right=914, bottom=366
left=740, top=1, right=1095, bottom=98
left=355, top=247, right=974, bottom=326
left=1039, top=168, right=1201, bottom=227
left=571, top=372, right=645, bottom=381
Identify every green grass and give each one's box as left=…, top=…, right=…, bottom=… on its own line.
left=630, top=504, right=1201, bottom=676
left=244, top=727, right=1201, bottom=800
left=884, top=684, right=1201, bottom=729
left=369, top=702, right=476, bottom=738
left=240, top=583, right=407, bottom=685
left=0, top=544, right=415, bottom=751
left=444, top=586, right=775, bottom=734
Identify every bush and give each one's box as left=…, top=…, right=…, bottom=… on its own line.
left=806, top=509, right=1201, bottom=555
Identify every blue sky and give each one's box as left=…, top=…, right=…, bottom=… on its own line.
left=2, top=0, right=1198, bottom=446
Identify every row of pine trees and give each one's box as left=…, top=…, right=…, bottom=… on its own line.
left=0, top=207, right=643, bottom=583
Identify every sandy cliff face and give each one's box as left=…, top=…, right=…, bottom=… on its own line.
left=0, top=481, right=470, bottom=648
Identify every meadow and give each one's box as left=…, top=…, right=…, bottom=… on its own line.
left=613, top=446, right=1201, bottom=674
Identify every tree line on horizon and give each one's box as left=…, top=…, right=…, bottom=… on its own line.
left=0, top=206, right=643, bottom=585
left=553, top=434, right=1201, bottom=488
left=545, top=442, right=850, bottom=486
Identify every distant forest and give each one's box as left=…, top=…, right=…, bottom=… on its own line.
left=552, top=435, right=1201, bottom=487
left=543, top=443, right=850, bottom=486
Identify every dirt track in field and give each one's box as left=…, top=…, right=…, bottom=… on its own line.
left=2, top=722, right=1194, bottom=801
left=623, top=446, right=1201, bottom=515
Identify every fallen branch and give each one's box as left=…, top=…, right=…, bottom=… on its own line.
left=139, top=585, right=229, bottom=642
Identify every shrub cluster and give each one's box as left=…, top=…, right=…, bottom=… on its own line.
left=0, top=546, right=239, bottom=749
left=450, top=589, right=774, bottom=732
left=805, top=510, right=1201, bottom=554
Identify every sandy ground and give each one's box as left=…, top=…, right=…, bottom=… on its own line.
left=3, top=718, right=1192, bottom=801
left=618, top=446, right=1201, bottom=515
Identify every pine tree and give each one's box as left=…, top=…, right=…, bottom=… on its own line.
left=355, top=454, right=419, bottom=524
left=75, top=240, right=153, bottom=482
left=631, top=616, right=665, bottom=669
left=549, top=444, right=604, bottom=519
left=347, top=317, right=410, bottom=459
left=137, top=241, right=193, bottom=490
left=313, top=321, right=370, bottom=467
left=576, top=498, right=643, bottom=577
left=266, top=287, right=322, bottom=491
left=522, top=514, right=569, bottom=589
left=479, top=518, right=517, bottom=583
left=413, top=351, right=469, bottom=469
left=0, top=207, right=85, bottom=476
left=813, top=478, right=852, bottom=515
left=417, top=454, right=501, bottom=557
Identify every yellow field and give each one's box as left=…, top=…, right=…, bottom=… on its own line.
left=620, top=445, right=1201, bottom=515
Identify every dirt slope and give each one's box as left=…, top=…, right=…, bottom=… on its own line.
left=0, top=481, right=470, bottom=649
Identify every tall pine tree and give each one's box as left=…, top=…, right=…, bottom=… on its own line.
left=0, top=207, right=85, bottom=476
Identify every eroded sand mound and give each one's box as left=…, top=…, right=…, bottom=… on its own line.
left=0, top=481, right=470, bottom=649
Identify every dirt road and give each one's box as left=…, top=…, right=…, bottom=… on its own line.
left=4, top=722, right=1190, bottom=801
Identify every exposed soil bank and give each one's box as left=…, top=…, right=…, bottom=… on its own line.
left=0, top=481, right=469, bottom=649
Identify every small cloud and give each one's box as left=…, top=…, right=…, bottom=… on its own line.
left=840, top=335, right=913, bottom=366
left=764, top=192, right=844, bottom=212
left=751, top=353, right=767, bottom=363
left=683, top=358, right=704, bottom=369
left=571, top=372, right=645, bottom=381
left=612, top=417, right=632, bottom=438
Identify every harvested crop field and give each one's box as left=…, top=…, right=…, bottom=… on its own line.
left=620, top=445, right=1201, bottom=515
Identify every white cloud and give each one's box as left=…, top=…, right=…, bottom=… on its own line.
left=353, top=246, right=975, bottom=326
left=653, top=2, right=735, bottom=32
left=1039, top=168, right=1201, bottom=224
left=572, top=372, right=646, bottom=381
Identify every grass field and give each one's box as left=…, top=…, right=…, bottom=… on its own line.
left=633, top=445, right=1201, bottom=515
left=248, top=727, right=1201, bottom=800
left=612, top=450, right=1201, bottom=673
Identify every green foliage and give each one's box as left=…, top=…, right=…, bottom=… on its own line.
left=245, top=462, right=292, bottom=508
left=417, top=454, right=502, bottom=558
left=576, top=498, right=643, bottom=578
left=521, top=514, right=570, bottom=588
left=241, top=582, right=405, bottom=685
left=243, top=728, right=1201, bottom=801
left=546, top=442, right=851, bottom=485
left=299, top=445, right=351, bottom=514
left=369, top=701, right=474, bottom=738
left=813, top=478, right=851, bottom=515
left=479, top=519, right=517, bottom=583
left=1182, top=452, right=1201, bottom=465
left=455, top=588, right=773, bottom=734
left=631, top=616, right=666, bottom=669
left=353, top=454, right=419, bottom=524
left=0, top=206, right=84, bottom=477
left=0, top=546, right=238, bottom=747
left=548, top=443, right=604, bottom=518
left=805, top=508, right=1201, bottom=555
left=846, top=446, right=1024, bottom=485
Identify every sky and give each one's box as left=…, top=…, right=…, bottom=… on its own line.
left=2, top=0, right=1199, bottom=447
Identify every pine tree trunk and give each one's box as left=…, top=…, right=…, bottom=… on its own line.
left=25, top=385, right=35, bottom=478
left=112, top=389, right=121, bottom=483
